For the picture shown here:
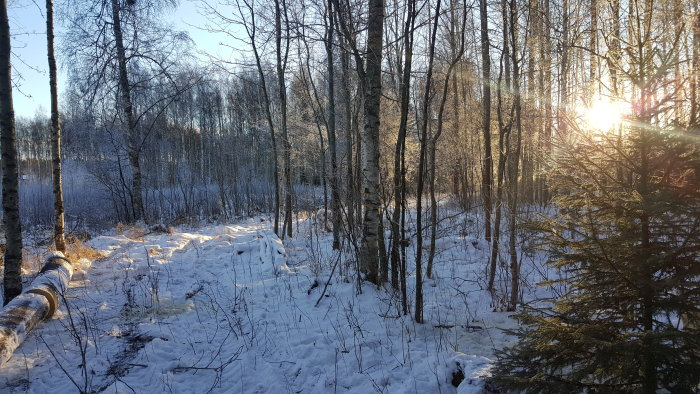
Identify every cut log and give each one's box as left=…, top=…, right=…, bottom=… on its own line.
left=0, top=252, right=73, bottom=367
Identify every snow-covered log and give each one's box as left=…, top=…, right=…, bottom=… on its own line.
left=0, top=252, right=73, bottom=367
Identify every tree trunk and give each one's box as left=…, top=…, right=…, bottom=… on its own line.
left=608, top=0, right=620, bottom=96
left=488, top=45, right=512, bottom=295
left=275, top=0, right=293, bottom=238
left=415, top=0, right=441, bottom=323
left=316, top=107, right=329, bottom=229
left=427, top=144, right=438, bottom=279
left=391, top=0, right=415, bottom=289
left=427, top=4, right=467, bottom=279
left=0, top=0, right=23, bottom=304
left=326, top=0, right=341, bottom=250
left=559, top=0, right=569, bottom=135
left=46, top=0, right=66, bottom=254
left=479, top=0, right=493, bottom=242
left=691, top=11, right=700, bottom=126
left=507, top=0, right=522, bottom=311
left=378, top=209, right=388, bottom=282
left=299, top=42, right=330, bottom=231
left=538, top=0, right=552, bottom=204
left=589, top=0, right=597, bottom=100
left=110, top=0, right=143, bottom=222
left=400, top=172, right=407, bottom=314
left=354, top=104, right=362, bottom=227
left=0, top=254, right=73, bottom=365
left=359, top=0, right=385, bottom=284
left=340, top=47, right=355, bottom=234
left=636, top=4, right=657, bottom=389
left=241, top=4, right=281, bottom=236
left=502, top=0, right=511, bottom=90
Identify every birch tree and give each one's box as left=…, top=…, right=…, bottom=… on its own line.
left=333, top=0, right=386, bottom=284
left=65, top=0, right=188, bottom=223
left=0, top=0, right=22, bottom=304
left=46, top=0, right=66, bottom=253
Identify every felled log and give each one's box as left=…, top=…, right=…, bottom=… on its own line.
left=0, top=252, right=73, bottom=366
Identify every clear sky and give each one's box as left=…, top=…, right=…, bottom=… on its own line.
left=8, top=0, right=50, bottom=119
left=8, top=0, right=238, bottom=119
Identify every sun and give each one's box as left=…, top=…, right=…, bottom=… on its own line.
left=581, top=99, right=630, bottom=132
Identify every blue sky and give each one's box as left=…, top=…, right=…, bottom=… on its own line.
left=8, top=0, right=236, bottom=119
left=8, top=0, right=50, bottom=119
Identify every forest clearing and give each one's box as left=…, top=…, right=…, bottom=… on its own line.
left=1, top=213, right=518, bottom=393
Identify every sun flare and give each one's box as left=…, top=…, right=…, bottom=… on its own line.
left=582, top=99, right=630, bottom=131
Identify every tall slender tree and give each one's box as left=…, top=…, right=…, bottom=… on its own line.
left=356, top=0, right=385, bottom=284
left=65, top=0, right=188, bottom=224
left=390, top=0, right=416, bottom=291
left=110, top=0, right=144, bottom=222
left=691, top=10, right=700, bottom=127
left=426, top=1, right=467, bottom=279
left=488, top=1, right=514, bottom=295
left=538, top=0, right=552, bottom=204
left=339, top=45, right=355, bottom=235
left=0, top=0, right=23, bottom=304
left=325, top=0, right=341, bottom=250
left=275, top=0, right=294, bottom=238
left=506, top=0, right=523, bottom=311
left=558, top=0, right=569, bottom=135
left=588, top=0, right=597, bottom=99
left=46, top=0, right=66, bottom=253
left=479, top=0, right=493, bottom=243
left=233, top=0, right=282, bottom=236
left=415, top=0, right=441, bottom=323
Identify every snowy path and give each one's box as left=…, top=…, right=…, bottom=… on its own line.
left=0, top=218, right=513, bottom=393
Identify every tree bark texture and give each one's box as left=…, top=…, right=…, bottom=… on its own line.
left=390, top=0, right=415, bottom=289
left=415, top=0, right=441, bottom=323
left=359, top=0, right=385, bottom=284
left=110, top=0, right=144, bottom=222
left=46, top=0, right=66, bottom=253
left=507, top=0, right=522, bottom=311
left=0, top=253, right=73, bottom=366
left=0, top=0, right=23, bottom=304
left=480, top=0, right=493, bottom=242
left=326, top=0, right=341, bottom=250
left=275, top=0, right=293, bottom=239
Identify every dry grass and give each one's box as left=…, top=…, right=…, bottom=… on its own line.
left=65, top=238, right=105, bottom=263
left=115, top=222, right=147, bottom=241
left=63, top=237, right=105, bottom=274
left=0, top=233, right=104, bottom=281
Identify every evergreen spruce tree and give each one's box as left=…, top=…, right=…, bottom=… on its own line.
left=490, top=15, right=700, bottom=391
left=491, top=126, right=700, bottom=391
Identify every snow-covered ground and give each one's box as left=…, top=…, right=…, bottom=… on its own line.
left=0, top=213, right=531, bottom=393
